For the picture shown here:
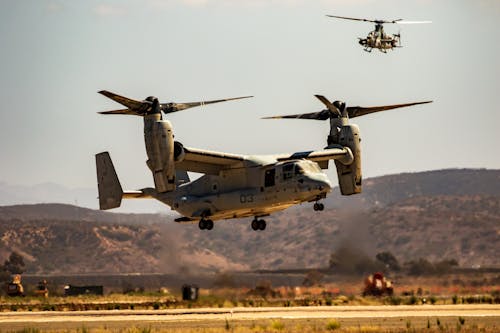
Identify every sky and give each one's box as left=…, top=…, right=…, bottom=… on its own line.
left=0, top=0, right=499, bottom=207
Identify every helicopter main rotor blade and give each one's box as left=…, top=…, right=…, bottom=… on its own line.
left=326, top=15, right=403, bottom=24
left=347, top=101, right=433, bottom=118
left=262, top=110, right=331, bottom=120
left=396, top=20, right=432, bottom=24
left=326, top=15, right=377, bottom=23
left=161, top=95, right=253, bottom=114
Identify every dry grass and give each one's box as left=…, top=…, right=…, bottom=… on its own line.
left=9, top=321, right=500, bottom=333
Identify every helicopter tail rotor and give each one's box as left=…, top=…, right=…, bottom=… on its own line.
left=393, top=31, right=401, bottom=47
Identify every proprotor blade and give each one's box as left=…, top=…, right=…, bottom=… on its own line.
left=314, top=95, right=342, bottom=117
left=347, top=100, right=433, bottom=118
left=98, top=108, right=139, bottom=115
left=262, top=110, right=331, bottom=120
left=161, top=95, right=253, bottom=114
left=98, top=90, right=144, bottom=110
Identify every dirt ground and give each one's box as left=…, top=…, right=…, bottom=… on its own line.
left=0, top=304, right=498, bottom=332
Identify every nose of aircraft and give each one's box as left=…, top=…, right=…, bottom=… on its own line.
left=318, top=177, right=332, bottom=192
left=307, top=174, right=332, bottom=193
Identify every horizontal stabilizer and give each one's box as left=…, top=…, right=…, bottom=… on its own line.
left=123, top=191, right=154, bottom=199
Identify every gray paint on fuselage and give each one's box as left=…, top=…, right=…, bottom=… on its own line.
left=154, top=159, right=331, bottom=221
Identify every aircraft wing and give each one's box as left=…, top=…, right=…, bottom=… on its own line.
left=276, top=146, right=354, bottom=168
left=175, top=145, right=353, bottom=174
left=176, top=146, right=248, bottom=175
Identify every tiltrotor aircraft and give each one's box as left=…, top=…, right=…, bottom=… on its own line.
left=326, top=15, right=431, bottom=53
left=96, top=90, right=431, bottom=231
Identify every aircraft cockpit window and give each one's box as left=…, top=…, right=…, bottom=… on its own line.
left=282, top=163, right=294, bottom=180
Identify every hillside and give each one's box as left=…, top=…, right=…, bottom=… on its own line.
left=325, top=168, right=500, bottom=208
left=0, top=203, right=166, bottom=225
left=0, top=169, right=498, bottom=274
left=368, top=195, right=500, bottom=266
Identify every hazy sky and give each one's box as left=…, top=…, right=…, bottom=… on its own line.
left=1, top=0, right=499, bottom=195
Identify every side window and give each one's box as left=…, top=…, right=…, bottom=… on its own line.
left=282, top=163, right=294, bottom=181
left=265, top=169, right=275, bottom=187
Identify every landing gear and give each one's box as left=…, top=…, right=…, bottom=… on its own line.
left=313, top=202, right=325, bottom=211
left=198, top=219, right=214, bottom=230
left=251, top=218, right=266, bottom=231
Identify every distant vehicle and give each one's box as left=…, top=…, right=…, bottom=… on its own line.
left=5, top=274, right=24, bottom=297
left=363, top=272, right=393, bottom=296
left=181, top=284, right=199, bottom=301
left=64, top=285, right=103, bottom=296
left=326, top=15, right=431, bottom=53
left=34, top=280, right=49, bottom=298
left=96, top=91, right=431, bottom=231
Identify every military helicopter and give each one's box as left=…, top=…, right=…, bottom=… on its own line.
left=96, top=91, right=431, bottom=231
left=326, top=15, right=431, bottom=53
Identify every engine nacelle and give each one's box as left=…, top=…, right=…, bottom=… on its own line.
left=144, top=117, right=176, bottom=193
left=334, top=124, right=362, bottom=195
left=173, top=141, right=186, bottom=163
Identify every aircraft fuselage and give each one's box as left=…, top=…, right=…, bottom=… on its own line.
left=156, top=159, right=331, bottom=221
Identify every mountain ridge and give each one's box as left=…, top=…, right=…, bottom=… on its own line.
left=0, top=168, right=498, bottom=274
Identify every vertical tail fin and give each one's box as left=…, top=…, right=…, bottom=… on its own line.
left=96, top=152, right=123, bottom=210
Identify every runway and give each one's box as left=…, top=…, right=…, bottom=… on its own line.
left=1, top=304, right=499, bottom=330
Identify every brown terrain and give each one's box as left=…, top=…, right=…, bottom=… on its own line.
left=0, top=168, right=498, bottom=275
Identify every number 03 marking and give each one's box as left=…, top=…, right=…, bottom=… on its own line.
left=240, top=194, right=254, bottom=203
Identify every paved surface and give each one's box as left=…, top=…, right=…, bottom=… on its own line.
left=0, top=305, right=498, bottom=330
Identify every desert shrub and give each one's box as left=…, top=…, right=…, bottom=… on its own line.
left=326, top=319, right=341, bottom=330
left=270, top=320, right=285, bottom=331
left=407, top=295, right=418, bottom=305
left=386, top=296, right=402, bottom=305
